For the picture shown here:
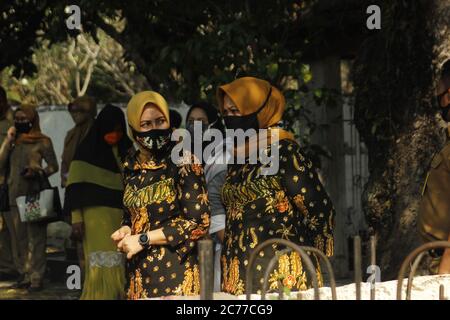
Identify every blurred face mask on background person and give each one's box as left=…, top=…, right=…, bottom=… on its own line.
left=14, top=121, right=32, bottom=134
left=104, top=130, right=123, bottom=146
left=186, top=107, right=209, bottom=133
left=14, top=111, right=32, bottom=134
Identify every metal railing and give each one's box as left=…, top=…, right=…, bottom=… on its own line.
left=197, top=237, right=450, bottom=300
left=396, top=241, right=450, bottom=300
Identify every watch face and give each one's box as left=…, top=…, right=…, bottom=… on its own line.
left=139, top=233, right=149, bottom=245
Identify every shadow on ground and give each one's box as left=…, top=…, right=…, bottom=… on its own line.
left=0, top=280, right=80, bottom=300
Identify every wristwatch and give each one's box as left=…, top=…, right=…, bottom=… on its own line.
left=138, top=233, right=150, bottom=249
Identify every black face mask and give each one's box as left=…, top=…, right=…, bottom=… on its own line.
left=223, top=87, right=272, bottom=131
left=15, top=121, right=32, bottom=134
left=133, top=128, right=172, bottom=153
left=224, top=112, right=259, bottom=131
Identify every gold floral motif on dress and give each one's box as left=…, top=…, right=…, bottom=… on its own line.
left=266, top=190, right=291, bottom=215
left=127, top=268, right=148, bottom=300
left=190, top=212, right=210, bottom=240
left=171, top=217, right=193, bottom=236
left=124, top=178, right=176, bottom=208
left=308, top=216, right=319, bottom=231
left=249, top=227, right=258, bottom=248
left=191, top=163, right=203, bottom=176
left=131, top=207, right=149, bottom=234
left=268, top=252, right=308, bottom=291
left=238, top=231, right=246, bottom=252
left=313, top=224, right=334, bottom=257
left=196, top=187, right=209, bottom=206
left=173, top=264, right=200, bottom=295
left=221, top=176, right=282, bottom=214
left=293, top=194, right=309, bottom=217
left=133, top=157, right=166, bottom=171
left=326, top=235, right=334, bottom=257
left=228, top=205, right=243, bottom=221
left=275, top=223, right=295, bottom=240
left=226, top=230, right=234, bottom=251
left=274, top=191, right=290, bottom=213
left=324, top=217, right=334, bottom=257
left=292, top=153, right=304, bottom=172
left=221, top=256, right=245, bottom=295
left=177, top=153, right=204, bottom=177
left=156, top=247, right=166, bottom=261
left=314, top=234, right=325, bottom=253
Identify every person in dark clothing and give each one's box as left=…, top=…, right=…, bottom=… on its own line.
left=217, top=77, right=335, bottom=295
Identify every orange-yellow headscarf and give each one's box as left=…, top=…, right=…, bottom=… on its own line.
left=14, top=104, right=50, bottom=145
left=217, top=77, right=295, bottom=143
left=126, top=91, right=170, bottom=142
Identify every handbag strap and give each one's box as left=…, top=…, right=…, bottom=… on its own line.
left=25, top=171, right=51, bottom=195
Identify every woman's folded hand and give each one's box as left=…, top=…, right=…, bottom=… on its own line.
left=117, top=234, right=143, bottom=259
left=111, top=225, right=132, bottom=244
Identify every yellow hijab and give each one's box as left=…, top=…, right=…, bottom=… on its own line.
left=126, top=91, right=170, bottom=142
left=217, top=77, right=296, bottom=145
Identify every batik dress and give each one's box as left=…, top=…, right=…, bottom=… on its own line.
left=122, top=150, right=211, bottom=299
left=221, top=139, right=335, bottom=295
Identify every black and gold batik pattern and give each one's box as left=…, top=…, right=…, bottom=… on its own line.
left=221, top=139, right=335, bottom=295
left=122, top=150, right=210, bottom=299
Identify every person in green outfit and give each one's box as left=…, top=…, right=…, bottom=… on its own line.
left=66, top=104, right=133, bottom=299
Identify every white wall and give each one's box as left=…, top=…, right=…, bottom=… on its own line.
left=37, top=104, right=189, bottom=202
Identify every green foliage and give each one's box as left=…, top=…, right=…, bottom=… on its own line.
left=1, top=29, right=148, bottom=105
left=1, top=0, right=333, bottom=155
left=3, top=3, right=311, bottom=101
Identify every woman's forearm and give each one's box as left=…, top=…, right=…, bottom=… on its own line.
left=147, top=228, right=168, bottom=245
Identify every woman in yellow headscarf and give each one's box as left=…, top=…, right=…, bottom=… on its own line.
left=217, top=77, right=335, bottom=295
left=111, top=91, right=211, bottom=299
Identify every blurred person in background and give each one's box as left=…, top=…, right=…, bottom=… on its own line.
left=0, top=85, right=15, bottom=281
left=0, top=104, right=59, bottom=292
left=185, top=101, right=227, bottom=292
left=66, top=104, right=132, bottom=299
left=61, top=96, right=97, bottom=279
left=61, top=96, right=97, bottom=188
left=418, top=60, right=450, bottom=275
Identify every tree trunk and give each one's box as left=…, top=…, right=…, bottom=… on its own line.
left=353, top=0, right=450, bottom=279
